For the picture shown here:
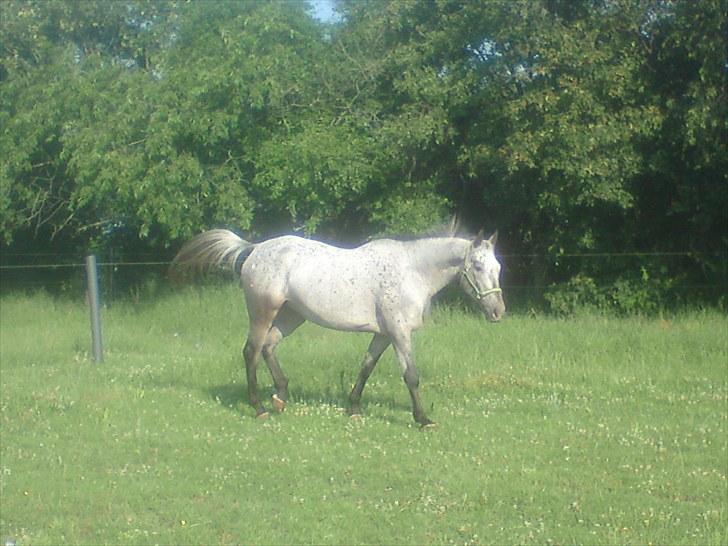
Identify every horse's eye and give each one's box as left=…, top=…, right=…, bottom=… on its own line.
left=473, top=262, right=484, bottom=272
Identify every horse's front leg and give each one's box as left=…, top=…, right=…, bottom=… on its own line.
left=391, top=333, right=435, bottom=427
left=349, top=334, right=390, bottom=417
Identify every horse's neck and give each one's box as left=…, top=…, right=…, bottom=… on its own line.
left=408, top=238, right=469, bottom=296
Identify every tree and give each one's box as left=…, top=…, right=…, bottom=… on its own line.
left=1, top=0, right=724, bottom=308
left=1, top=0, right=182, bottom=247
left=1, top=1, right=328, bottom=248
left=635, top=0, right=727, bottom=277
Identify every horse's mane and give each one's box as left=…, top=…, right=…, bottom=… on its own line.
left=366, top=223, right=473, bottom=245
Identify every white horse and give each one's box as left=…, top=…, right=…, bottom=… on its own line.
left=172, top=229, right=505, bottom=426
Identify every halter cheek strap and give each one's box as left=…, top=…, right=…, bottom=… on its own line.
left=461, top=267, right=502, bottom=300
left=461, top=247, right=502, bottom=300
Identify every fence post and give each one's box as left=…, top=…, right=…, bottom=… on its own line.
left=85, top=254, right=104, bottom=363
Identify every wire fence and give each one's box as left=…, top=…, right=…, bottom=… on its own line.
left=0, top=253, right=176, bottom=300
left=2, top=250, right=722, bottom=269
left=0, top=260, right=171, bottom=270
left=2, top=250, right=725, bottom=299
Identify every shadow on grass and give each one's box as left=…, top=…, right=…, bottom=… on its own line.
left=207, top=383, right=247, bottom=411
left=206, top=381, right=412, bottom=424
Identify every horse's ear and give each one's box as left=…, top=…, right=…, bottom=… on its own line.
left=488, top=230, right=498, bottom=247
left=473, top=228, right=485, bottom=247
left=448, top=213, right=461, bottom=236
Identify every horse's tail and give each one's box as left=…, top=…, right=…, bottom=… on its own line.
left=170, top=229, right=255, bottom=279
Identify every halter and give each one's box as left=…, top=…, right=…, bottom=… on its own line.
left=461, top=246, right=502, bottom=301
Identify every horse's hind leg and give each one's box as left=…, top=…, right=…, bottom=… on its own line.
left=349, top=334, right=390, bottom=417
left=243, top=300, right=282, bottom=418
left=262, top=306, right=305, bottom=411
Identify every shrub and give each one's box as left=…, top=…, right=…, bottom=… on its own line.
left=545, top=268, right=675, bottom=315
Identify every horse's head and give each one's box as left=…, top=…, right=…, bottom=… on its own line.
left=460, top=231, right=506, bottom=322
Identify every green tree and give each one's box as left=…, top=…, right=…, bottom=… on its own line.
left=635, top=0, right=727, bottom=277
left=1, top=1, right=329, bottom=247
left=1, top=0, right=724, bottom=308
left=1, top=0, right=181, bottom=247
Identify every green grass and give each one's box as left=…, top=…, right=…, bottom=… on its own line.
left=1, top=285, right=726, bottom=545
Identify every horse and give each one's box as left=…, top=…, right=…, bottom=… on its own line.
left=171, top=229, right=505, bottom=427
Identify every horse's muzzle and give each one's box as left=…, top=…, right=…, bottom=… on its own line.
left=483, top=298, right=506, bottom=322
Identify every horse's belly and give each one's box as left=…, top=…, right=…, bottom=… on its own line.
left=286, top=283, right=380, bottom=333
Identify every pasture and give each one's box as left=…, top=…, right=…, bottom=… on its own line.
left=1, top=285, right=726, bottom=545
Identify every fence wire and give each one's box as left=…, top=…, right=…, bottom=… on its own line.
left=1, top=250, right=725, bottom=303
left=2, top=250, right=722, bottom=270
left=0, top=261, right=171, bottom=270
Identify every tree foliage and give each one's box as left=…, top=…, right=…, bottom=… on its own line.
left=1, top=0, right=725, bottom=305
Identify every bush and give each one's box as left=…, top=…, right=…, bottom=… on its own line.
left=545, top=269, right=675, bottom=316
left=544, top=274, right=607, bottom=315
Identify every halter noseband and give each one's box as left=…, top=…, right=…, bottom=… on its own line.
left=461, top=247, right=502, bottom=301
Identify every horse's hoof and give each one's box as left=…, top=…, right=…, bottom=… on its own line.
left=349, top=413, right=363, bottom=422
left=271, top=394, right=286, bottom=412
left=256, top=410, right=270, bottom=420
left=420, top=421, right=437, bottom=430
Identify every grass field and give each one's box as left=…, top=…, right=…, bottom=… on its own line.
left=1, top=285, right=726, bottom=545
